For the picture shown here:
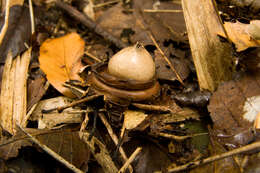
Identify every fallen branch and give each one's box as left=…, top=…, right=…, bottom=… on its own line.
left=168, top=141, right=260, bottom=172
left=55, top=0, right=128, bottom=49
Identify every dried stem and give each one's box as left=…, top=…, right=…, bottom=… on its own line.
left=94, top=0, right=120, bottom=8
left=126, top=9, right=182, bottom=13
left=28, top=0, right=35, bottom=34
left=85, top=51, right=102, bottom=62
left=155, top=132, right=208, bottom=141
left=118, top=147, right=142, bottom=173
left=131, top=103, right=172, bottom=113
left=135, top=16, right=184, bottom=85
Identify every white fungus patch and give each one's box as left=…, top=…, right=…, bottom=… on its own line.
left=243, top=95, right=260, bottom=122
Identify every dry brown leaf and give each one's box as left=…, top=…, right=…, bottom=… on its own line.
left=0, top=134, right=32, bottom=160
left=123, top=110, right=147, bottom=130
left=208, top=70, right=260, bottom=146
left=247, top=20, right=260, bottom=40
left=218, top=21, right=260, bottom=51
left=39, top=33, right=85, bottom=98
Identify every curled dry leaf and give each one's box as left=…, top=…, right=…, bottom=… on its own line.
left=39, top=33, right=85, bottom=98
left=218, top=21, right=260, bottom=51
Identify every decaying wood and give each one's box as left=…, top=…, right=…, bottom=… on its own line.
left=13, top=48, right=31, bottom=127
left=182, top=0, right=234, bottom=91
left=0, top=52, right=14, bottom=134
left=0, top=48, right=31, bottom=134
left=80, top=131, right=119, bottom=173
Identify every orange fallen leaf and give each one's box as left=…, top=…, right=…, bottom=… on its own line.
left=39, top=33, right=85, bottom=98
left=218, top=21, right=260, bottom=52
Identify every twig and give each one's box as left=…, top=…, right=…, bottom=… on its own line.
left=98, top=112, right=133, bottom=173
left=126, top=9, right=182, bottom=13
left=85, top=51, right=102, bottom=62
left=55, top=0, right=128, bottom=49
left=94, top=0, right=120, bottom=8
left=135, top=15, right=184, bottom=85
left=131, top=103, right=172, bottom=113
left=113, top=125, right=126, bottom=159
left=22, top=103, right=38, bottom=127
left=42, top=94, right=101, bottom=113
left=118, top=147, right=142, bottom=173
left=17, top=125, right=84, bottom=173
left=156, top=132, right=208, bottom=141
left=168, top=141, right=260, bottom=172
left=79, top=109, right=92, bottom=134
left=28, top=0, right=35, bottom=34
left=0, top=0, right=10, bottom=45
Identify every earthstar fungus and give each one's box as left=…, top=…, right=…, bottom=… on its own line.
left=91, top=43, right=160, bottom=124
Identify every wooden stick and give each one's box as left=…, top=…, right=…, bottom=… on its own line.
left=98, top=112, right=133, bottom=173
left=181, top=0, right=233, bottom=91
left=118, top=147, right=142, bottom=173
left=42, top=94, right=101, bottom=113
left=168, top=141, right=260, bottom=172
left=131, top=103, right=172, bottom=113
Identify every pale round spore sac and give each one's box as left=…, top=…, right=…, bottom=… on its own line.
left=108, top=44, right=156, bottom=82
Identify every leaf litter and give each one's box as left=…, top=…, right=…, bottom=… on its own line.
left=0, top=0, right=260, bottom=173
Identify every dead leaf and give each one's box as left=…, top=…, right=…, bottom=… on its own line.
left=97, top=1, right=187, bottom=46
left=25, top=128, right=90, bottom=169
left=83, top=0, right=95, bottom=21
left=27, top=71, right=48, bottom=111
left=208, top=71, right=260, bottom=146
left=155, top=50, right=190, bottom=82
left=123, top=110, right=147, bottom=130
left=0, top=4, right=31, bottom=63
left=125, top=140, right=171, bottom=173
left=39, top=33, right=85, bottom=98
left=0, top=133, right=32, bottom=160
left=247, top=20, right=260, bottom=40
left=218, top=21, right=260, bottom=51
